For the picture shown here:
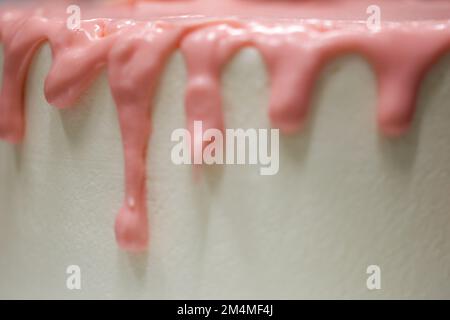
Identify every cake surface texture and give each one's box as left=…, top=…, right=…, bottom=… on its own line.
left=0, top=0, right=450, bottom=299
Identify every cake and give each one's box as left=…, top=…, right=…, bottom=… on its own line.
left=0, top=0, right=450, bottom=299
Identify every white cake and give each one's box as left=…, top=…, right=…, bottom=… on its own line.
left=0, top=0, right=450, bottom=299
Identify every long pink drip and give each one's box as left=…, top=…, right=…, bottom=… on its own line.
left=108, top=22, right=183, bottom=252
left=0, top=16, right=47, bottom=142
left=0, top=6, right=449, bottom=252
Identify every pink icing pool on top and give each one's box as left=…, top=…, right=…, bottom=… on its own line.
left=0, top=0, right=449, bottom=251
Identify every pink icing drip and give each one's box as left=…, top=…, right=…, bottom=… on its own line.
left=0, top=2, right=449, bottom=252
left=108, top=21, right=183, bottom=251
left=0, top=15, right=47, bottom=143
left=181, top=23, right=249, bottom=154
left=255, top=30, right=324, bottom=133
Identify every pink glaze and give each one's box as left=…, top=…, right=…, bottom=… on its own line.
left=0, top=0, right=449, bottom=251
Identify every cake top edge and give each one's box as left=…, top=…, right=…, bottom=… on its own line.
left=1, top=0, right=450, bottom=22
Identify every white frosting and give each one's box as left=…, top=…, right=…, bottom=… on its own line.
left=0, top=44, right=450, bottom=298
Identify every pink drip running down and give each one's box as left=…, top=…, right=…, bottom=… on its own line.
left=0, top=0, right=449, bottom=252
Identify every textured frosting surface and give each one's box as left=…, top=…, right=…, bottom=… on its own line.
left=0, top=1, right=450, bottom=251
left=1, top=44, right=450, bottom=299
